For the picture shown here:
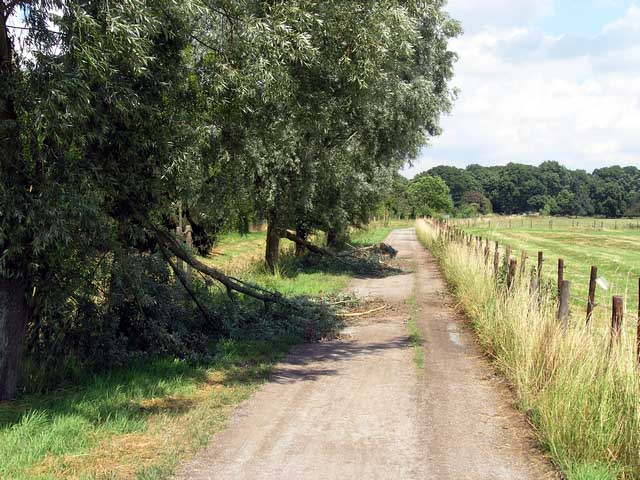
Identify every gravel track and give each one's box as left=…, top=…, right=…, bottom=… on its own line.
left=175, top=228, right=556, bottom=480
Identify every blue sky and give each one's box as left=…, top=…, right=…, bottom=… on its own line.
left=540, top=1, right=632, bottom=35
left=404, top=0, right=640, bottom=177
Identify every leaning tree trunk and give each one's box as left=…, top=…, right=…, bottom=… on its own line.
left=265, top=221, right=281, bottom=273
left=0, top=277, right=28, bottom=401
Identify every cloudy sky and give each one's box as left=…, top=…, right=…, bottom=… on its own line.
left=403, top=0, right=640, bottom=177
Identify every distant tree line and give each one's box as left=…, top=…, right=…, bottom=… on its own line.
left=386, top=162, right=640, bottom=218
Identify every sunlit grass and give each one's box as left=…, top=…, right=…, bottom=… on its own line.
left=416, top=219, right=639, bottom=480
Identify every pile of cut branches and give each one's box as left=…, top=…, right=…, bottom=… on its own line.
left=281, top=230, right=400, bottom=276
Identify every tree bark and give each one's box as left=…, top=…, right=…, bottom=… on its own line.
left=327, top=228, right=346, bottom=248
left=0, top=3, right=29, bottom=402
left=0, top=277, right=28, bottom=401
left=295, top=225, right=308, bottom=256
left=265, top=221, right=280, bottom=273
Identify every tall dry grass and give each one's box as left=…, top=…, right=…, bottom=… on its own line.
left=415, top=219, right=640, bottom=480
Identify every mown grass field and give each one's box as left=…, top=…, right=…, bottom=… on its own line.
left=0, top=221, right=407, bottom=480
left=459, top=216, right=640, bottom=316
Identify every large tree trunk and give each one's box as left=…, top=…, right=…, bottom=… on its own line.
left=0, top=277, right=28, bottom=401
left=0, top=5, right=28, bottom=402
left=265, top=221, right=280, bottom=273
left=295, top=224, right=307, bottom=256
left=327, top=228, right=347, bottom=248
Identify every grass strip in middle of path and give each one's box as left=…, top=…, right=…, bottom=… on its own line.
left=406, top=293, right=424, bottom=371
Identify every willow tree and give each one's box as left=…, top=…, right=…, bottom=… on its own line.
left=265, top=0, right=460, bottom=259
left=0, top=0, right=460, bottom=398
left=0, top=0, right=324, bottom=399
left=0, top=0, right=198, bottom=399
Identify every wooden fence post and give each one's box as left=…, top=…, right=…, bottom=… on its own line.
left=493, top=248, right=500, bottom=277
left=586, top=266, right=597, bottom=324
left=537, top=251, right=543, bottom=282
left=507, top=259, right=517, bottom=290
left=519, top=250, right=527, bottom=276
left=611, top=296, right=624, bottom=347
left=557, top=280, right=571, bottom=330
left=505, top=245, right=511, bottom=267
left=557, top=258, right=564, bottom=300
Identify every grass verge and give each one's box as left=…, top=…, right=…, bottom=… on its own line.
left=416, top=219, right=639, bottom=480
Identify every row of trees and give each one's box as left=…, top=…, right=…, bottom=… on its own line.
left=397, top=162, right=639, bottom=217
left=0, top=1, right=459, bottom=399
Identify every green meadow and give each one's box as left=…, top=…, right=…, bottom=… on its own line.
left=460, top=217, right=640, bottom=317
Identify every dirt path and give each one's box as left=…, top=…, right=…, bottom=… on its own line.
left=175, top=228, right=555, bottom=480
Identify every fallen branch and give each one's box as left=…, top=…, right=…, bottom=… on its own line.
left=151, top=224, right=281, bottom=304
left=159, top=244, right=218, bottom=325
left=336, top=243, right=397, bottom=258
left=280, top=229, right=333, bottom=256
left=280, top=230, right=396, bottom=263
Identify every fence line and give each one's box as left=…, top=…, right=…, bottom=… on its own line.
left=428, top=219, right=640, bottom=366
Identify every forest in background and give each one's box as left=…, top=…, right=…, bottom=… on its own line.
left=388, top=162, right=640, bottom=218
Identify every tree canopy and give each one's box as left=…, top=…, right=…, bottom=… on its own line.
left=407, top=175, right=454, bottom=217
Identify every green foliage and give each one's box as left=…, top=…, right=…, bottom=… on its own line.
left=407, top=175, right=454, bottom=217
left=457, top=190, right=492, bottom=216
left=0, top=0, right=460, bottom=398
left=421, top=162, right=639, bottom=217
left=384, top=174, right=413, bottom=219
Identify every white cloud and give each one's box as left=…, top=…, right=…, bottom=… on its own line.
left=447, top=0, right=554, bottom=33
left=406, top=2, right=640, bottom=177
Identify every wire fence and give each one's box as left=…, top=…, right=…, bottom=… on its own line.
left=430, top=219, right=640, bottom=364
left=454, top=215, right=640, bottom=232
